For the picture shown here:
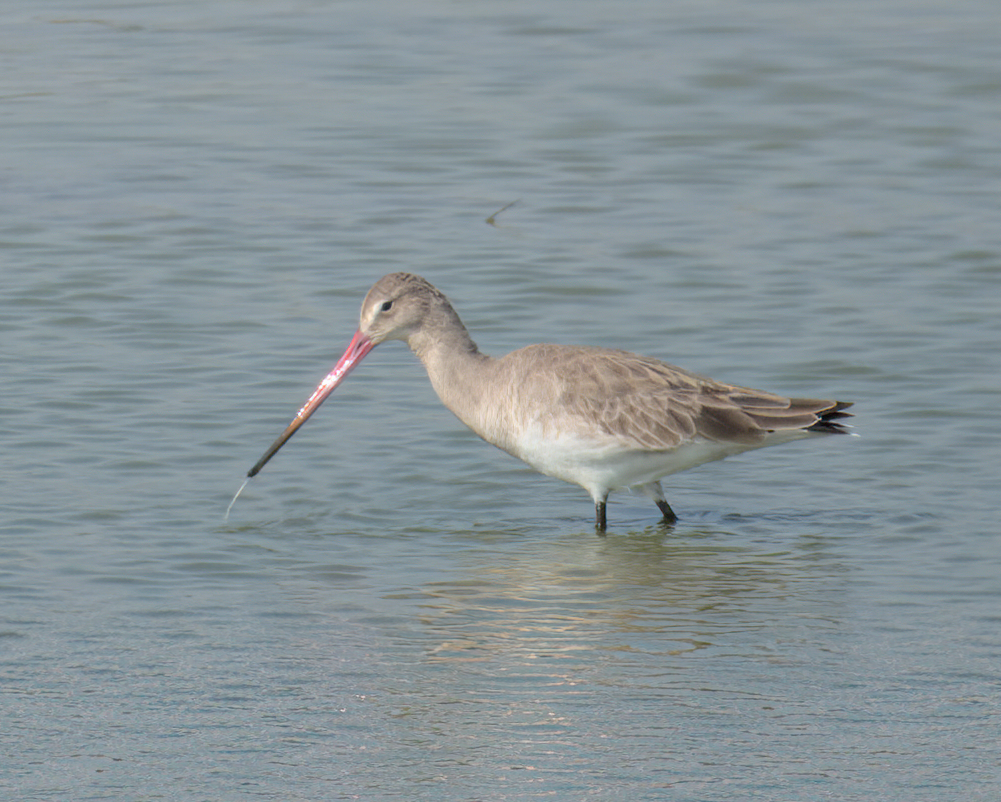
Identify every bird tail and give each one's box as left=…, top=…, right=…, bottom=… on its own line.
left=805, top=400, right=854, bottom=434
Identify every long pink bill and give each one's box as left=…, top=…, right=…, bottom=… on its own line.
left=246, top=329, right=375, bottom=478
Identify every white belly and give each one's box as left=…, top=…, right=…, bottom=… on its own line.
left=505, top=427, right=784, bottom=502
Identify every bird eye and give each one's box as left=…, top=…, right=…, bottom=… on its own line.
left=381, top=300, right=393, bottom=312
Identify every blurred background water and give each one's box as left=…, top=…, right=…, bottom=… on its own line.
left=2, top=1, right=999, bottom=799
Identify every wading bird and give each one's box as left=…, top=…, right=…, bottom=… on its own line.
left=232, top=273, right=852, bottom=530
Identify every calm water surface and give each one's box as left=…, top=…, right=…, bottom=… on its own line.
left=3, top=1, right=1000, bottom=800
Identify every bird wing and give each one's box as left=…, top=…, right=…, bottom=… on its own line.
left=508, top=345, right=847, bottom=451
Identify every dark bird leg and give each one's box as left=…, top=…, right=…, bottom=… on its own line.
left=656, top=499, right=678, bottom=525
left=595, top=498, right=608, bottom=532
left=638, top=481, right=677, bottom=525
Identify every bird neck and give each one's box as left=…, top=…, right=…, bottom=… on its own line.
left=407, top=314, right=496, bottom=436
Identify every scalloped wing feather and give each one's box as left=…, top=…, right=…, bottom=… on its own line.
left=503, top=344, right=851, bottom=452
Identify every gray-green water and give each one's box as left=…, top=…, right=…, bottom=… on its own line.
left=3, top=1, right=999, bottom=799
